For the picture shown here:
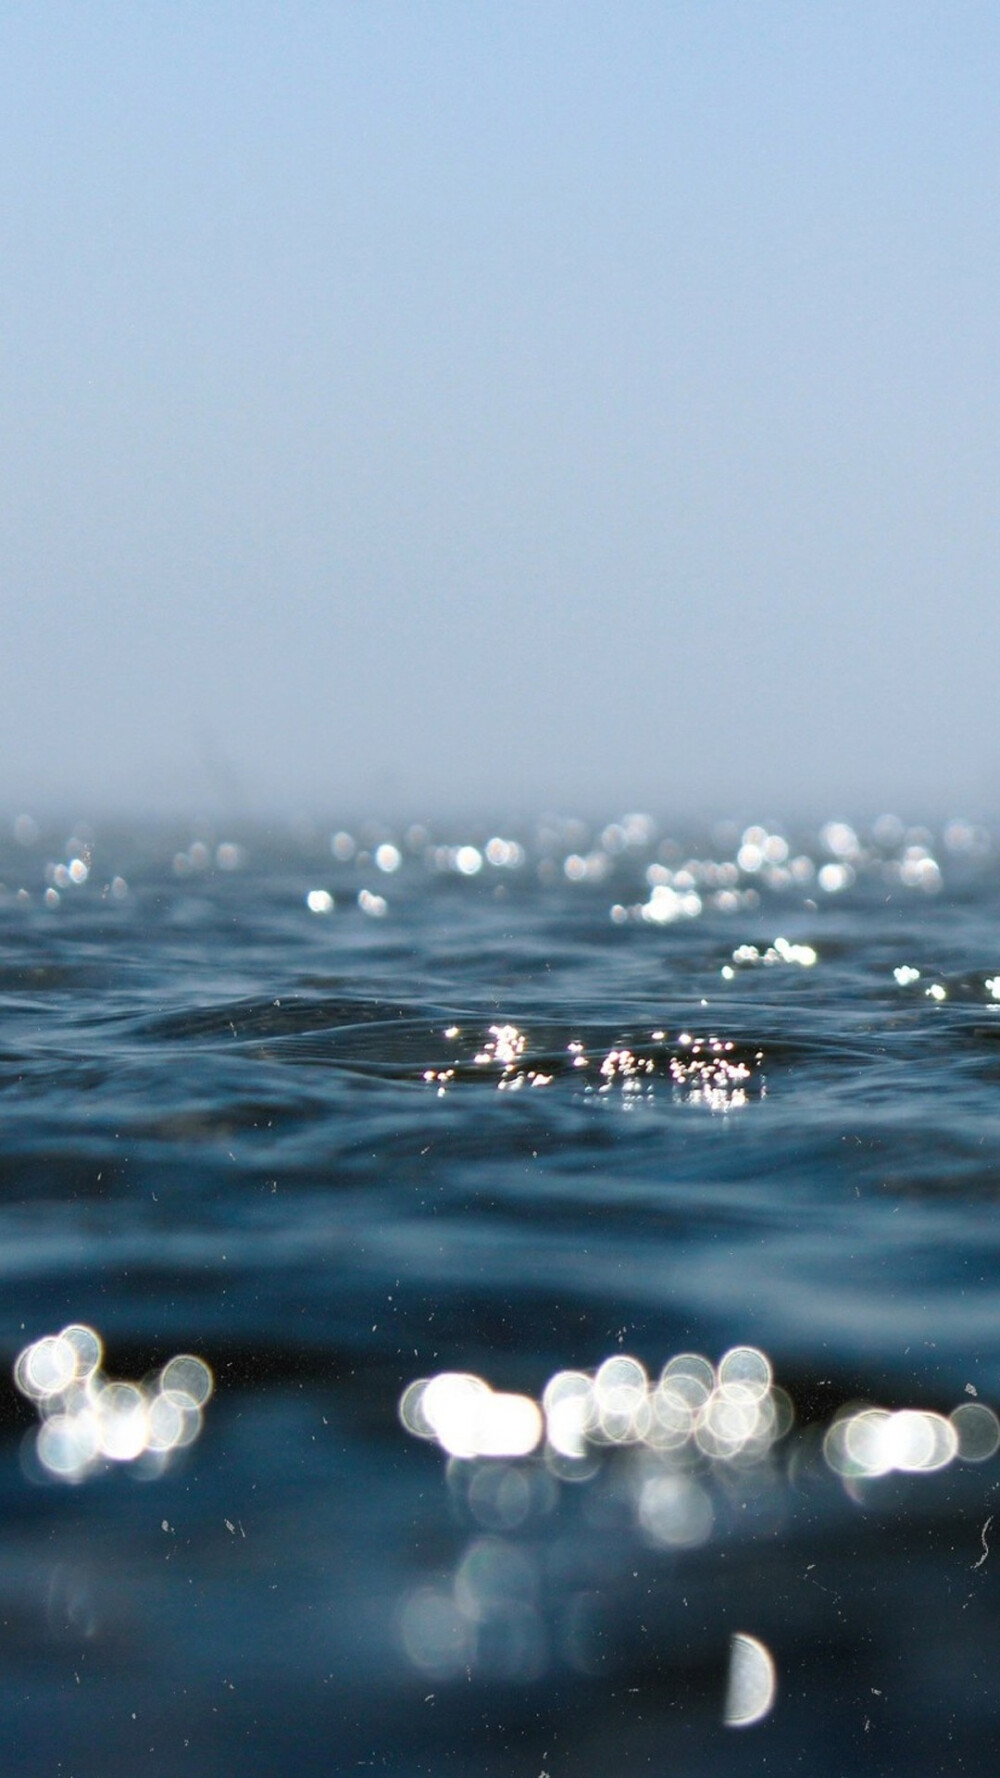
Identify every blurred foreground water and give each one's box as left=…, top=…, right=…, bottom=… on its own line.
left=2, top=809, right=1000, bottom=1775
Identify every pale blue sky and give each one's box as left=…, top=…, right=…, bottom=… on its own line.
left=3, top=3, right=999, bottom=816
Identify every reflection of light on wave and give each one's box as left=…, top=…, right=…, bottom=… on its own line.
left=422, top=1024, right=763, bottom=1109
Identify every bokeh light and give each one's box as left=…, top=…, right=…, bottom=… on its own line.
left=14, top=1327, right=213, bottom=1483
left=724, top=1632, right=777, bottom=1728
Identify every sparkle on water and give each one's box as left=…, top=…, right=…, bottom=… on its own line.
left=4, top=805, right=1000, bottom=1759
left=4, top=808, right=969, bottom=918
left=396, top=1344, right=997, bottom=1702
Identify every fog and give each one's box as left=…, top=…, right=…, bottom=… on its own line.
left=3, top=4, right=999, bottom=818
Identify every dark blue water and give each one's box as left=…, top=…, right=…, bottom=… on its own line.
left=2, top=812, right=1000, bottom=1775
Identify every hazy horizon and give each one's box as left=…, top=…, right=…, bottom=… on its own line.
left=4, top=4, right=1000, bottom=818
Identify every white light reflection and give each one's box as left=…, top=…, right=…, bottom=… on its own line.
left=396, top=1340, right=1000, bottom=1694
left=730, top=937, right=817, bottom=969
left=638, top=1470, right=714, bottom=1548
left=402, top=1345, right=790, bottom=1480
left=400, top=1373, right=542, bottom=1460
left=400, top=1537, right=547, bottom=1682
left=358, top=889, right=388, bottom=918
left=824, top=1405, right=958, bottom=1481
left=421, top=1024, right=763, bottom=1108
left=724, top=1632, right=777, bottom=1728
left=951, top=1401, right=1000, bottom=1461
left=14, top=1328, right=213, bottom=1483
left=400, top=1348, right=999, bottom=1566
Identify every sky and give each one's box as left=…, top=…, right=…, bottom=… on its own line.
left=3, top=2, right=1000, bottom=820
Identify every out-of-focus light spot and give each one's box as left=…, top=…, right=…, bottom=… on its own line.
left=724, top=1633, right=777, bottom=1728
left=771, top=937, right=816, bottom=966
left=375, top=843, right=401, bottom=874
left=943, top=819, right=990, bottom=855
left=476, top=1394, right=543, bottom=1458
left=306, top=889, right=334, bottom=914
left=37, top=1412, right=100, bottom=1478
left=403, top=1344, right=792, bottom=1487
left=452, top=1539, right=546, bottom=1680
left=43, top=888, right=60, bottom=908
left=399, top=1588, right=470, bottom=1678
left=900, top=846, right=942, bottom=891
left=467, top=1462, right=538, bottom=1530
left=951, top=1401, right=1000, bottom=1461
left=894, top=966, right=921, bottom=986
left=95, top=1382, right=149, bottom=1461
left=883, top=1408, right=956, bottom=1472
left=824, top=1405, right=958, bottom=1480
left=215, top=843, right=244, bottom=871
left=640, top=885, right=702, bottom=924
left=454, top=846, right=482, bottom=876
left=405, top=1372, right=543, bottom=1460
left=593, top=1355, right=650, bottom=1444
left=925, top=983, right=947, bottom=1002
left=638, top=1471, right=713, bottom=1548
left=565, top=851, right=610, bottom=884
left=820, top=821, right=859, bottom=859
left=68, top=858, right=89, bottom=884
left=985, top=977, right=1000, bottom=1001
left=331, top=831, right=356, bottom=861
left=621, top=812, right=656, bottom=846
left=159, top=1354, right=213, bottom=1405
left=484, top=837, right=525, bottom=868
left=110, top=876, right=128, bottom=900
left=398, top=1378, right=436, bottom=1440
left=731, top=939, right=816, bottom=969
left=718, top=1345, right=772, bottom=1395
left=14, top=1328, right=212, bottom=1483
left=818, top=862, right=854, bottom=893
left=542, top=1372, right=594, bottom=1459
left=358, top=889, right=388, bottom=918
left=19, top=1333, right=80, bottom=1399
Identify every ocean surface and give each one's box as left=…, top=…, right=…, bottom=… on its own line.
left=2, top=809, right=1000, bottom=1776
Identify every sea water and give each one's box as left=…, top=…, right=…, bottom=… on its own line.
left=1, top=811, right=999, bottom=1775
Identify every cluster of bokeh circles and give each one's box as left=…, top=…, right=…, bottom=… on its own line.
left=823, top=1398, right=1000, bottom=1483
left=401, top=1346, right=791, bottom=1474
left=401, top=1347, right=1000, bottom=1499
left=14, top=1324, right=213, bottom=1483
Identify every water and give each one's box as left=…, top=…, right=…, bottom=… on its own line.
left=2, top=812, right=1000, bottom=1775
